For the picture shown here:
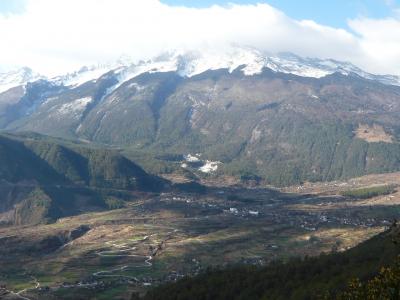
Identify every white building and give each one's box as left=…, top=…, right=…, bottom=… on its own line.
left=230, top=208, right=239, bottom=214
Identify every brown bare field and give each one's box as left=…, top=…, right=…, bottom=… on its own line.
left=355, top=123, right=394, bottom=143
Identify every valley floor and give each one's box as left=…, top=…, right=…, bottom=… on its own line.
left=1, top=172, right=400, bottom=299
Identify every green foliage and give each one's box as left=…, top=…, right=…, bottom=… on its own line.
left=4, top=69, right=400, bottom=187
left=0, top=133, right=166, bottom=191
left=336, top=258, right=400, bottom=300
left=105, top=197, right=126, bottom=209
left=0, top=133, right=166, bottom=224
left=14, top=188, right=53, bottom=225
left=26, top=140, right=89, bottom=184
left=0, top=135, right=65, bottom=184
left=144, top=228, right=400, bottom=300
left=218, top=118, right=400, bottom=186
left=342, top=185, right=396, bottom=199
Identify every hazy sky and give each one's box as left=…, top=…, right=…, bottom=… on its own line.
left=0, top=0, right=399, bottom=76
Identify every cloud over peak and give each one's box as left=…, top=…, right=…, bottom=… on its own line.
left=0, top=0, right=399, bottom=77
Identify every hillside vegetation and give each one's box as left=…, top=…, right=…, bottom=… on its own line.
left=0, top=133, right=166, bottom=225
left=341, top=185, right=396, bottom=199
left=144, top=226, right=400, bottom=300
left=1, top=69, right=400, bottom=186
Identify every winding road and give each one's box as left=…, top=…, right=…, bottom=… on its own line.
left=4, top=276, right=40, bottom=300
left=4, top=228, right=178, bottom=296
left=92, top=235, right=154, bottom=280
left=92, top=230, right=176, bottom=280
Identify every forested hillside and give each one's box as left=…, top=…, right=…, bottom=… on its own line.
left=144, top=225, right=400, bottom=300
left=0, top=133, right=166, bottom=225
left=2, top=67, right=400, bottom=186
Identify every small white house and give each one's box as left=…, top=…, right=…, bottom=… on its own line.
left=230, top=208, right=239, bottom=214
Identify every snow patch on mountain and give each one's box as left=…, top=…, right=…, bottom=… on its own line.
left=56, top=97, right=92, bottom=118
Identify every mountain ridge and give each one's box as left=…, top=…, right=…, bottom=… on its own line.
left=2, top=48, right=400, bottom=186
left=2, top=46, right=399, bottom=96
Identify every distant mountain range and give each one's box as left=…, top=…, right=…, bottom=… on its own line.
left=2, top=47, right=399, bottom=92
left=2, top=46, right=400, bottom=185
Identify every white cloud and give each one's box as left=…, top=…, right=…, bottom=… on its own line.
left=348, top=17, right=400, bottom=74
left=0, top=0, right=399, bottom=76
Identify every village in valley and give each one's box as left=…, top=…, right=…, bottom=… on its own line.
left=1, top=172, right=399, bottom=299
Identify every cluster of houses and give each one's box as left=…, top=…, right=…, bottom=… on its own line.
left=224, top=207, right=260, bottom=217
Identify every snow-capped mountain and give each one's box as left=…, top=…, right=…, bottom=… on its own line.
left=2, top=46, right=400, bottom=186
left=1, top=46, right=400, bottom=96
left=0, top=67, right=44, bottom=94
left=264, top=52, right=400, bottom=86
left=49, top=46, right=399, bottom=90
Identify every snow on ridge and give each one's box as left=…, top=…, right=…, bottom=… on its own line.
left=53, top=66, right=114, bottom=87
left=266, top=53, right=400, bottom=86
left=266, top=56, right=332, bottom=78
left=0, top=67, right=43, bottom=94
left=108, top=47, right=400, bottom=87
left=173, top=47, right=266, bottom=77
left=4, top=47, right=400, bottom=95
left=84, top=46, right=399, bottom=98
left=110, top=57, right=179, bottom=91
left=50, top=56, right=136, bottom=88
left=98, top=47, right=267, bottom=90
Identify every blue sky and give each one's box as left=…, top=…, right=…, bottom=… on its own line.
left=0, top=0, right=26, bottom=14
left=162, top=0, right=398, bottom=28
left=0, top=0, right=397, bottom=28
